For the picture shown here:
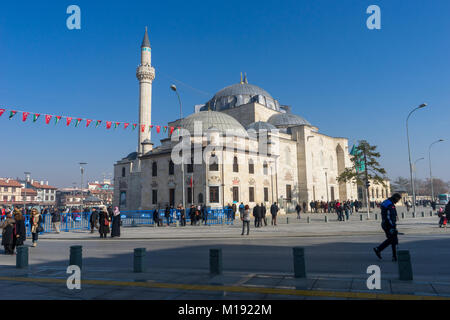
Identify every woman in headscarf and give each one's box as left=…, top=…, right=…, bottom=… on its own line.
left=98, top=207, right=111, bottom=239
left=13, top=208, right=26, bottom=247
left=111, top=206, right=121, bottom=238
left=30, top=208, right=42, bottom=247
left=1, top=211, right=15, bottom=254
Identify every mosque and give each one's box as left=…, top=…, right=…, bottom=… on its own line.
left=113, top=29, right=362, bottom=212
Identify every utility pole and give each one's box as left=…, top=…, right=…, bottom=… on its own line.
left=363, top=148, right=370, bottom=219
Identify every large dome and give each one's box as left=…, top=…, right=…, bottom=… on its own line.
left=268, top=112, right=311, bottom=128
left=202, top=82, right=281, bottom=112
left=180, top=111, right=247, bottom=136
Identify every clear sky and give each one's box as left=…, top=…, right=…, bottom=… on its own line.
left=1, top=0, right=449, bottom=187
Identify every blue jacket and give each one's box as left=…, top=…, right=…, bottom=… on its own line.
left=380, top=199, right=397, bottom=228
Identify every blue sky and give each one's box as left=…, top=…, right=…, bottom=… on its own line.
left=1, top=0, right=449, bottom=187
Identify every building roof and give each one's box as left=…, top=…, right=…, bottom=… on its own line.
left=179, top=111, right=247, bottom=137
left=202, top=81, right=281, bottom=112
left=21, top=188, right=37, bottom=195
left=0, top=179, right=22, bottom=187
left=246, top=121, right=278, bottom=132
left=141, top=27, right=150, bottom=48
left=267, top=112, right=311, bottom=128
left=31, top=182, right=57, bottom=190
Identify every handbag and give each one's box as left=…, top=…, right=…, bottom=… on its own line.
left=37, top=224, right=44, bottom=233
left=104, top=218, right=110, bottom=227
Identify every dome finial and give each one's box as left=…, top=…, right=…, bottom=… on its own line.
left=244, top=73, right=248, bottom=84
left=240, top=72, right=243, bottom=84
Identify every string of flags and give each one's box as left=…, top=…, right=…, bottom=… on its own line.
left=0, top=108, right=178, bottom=135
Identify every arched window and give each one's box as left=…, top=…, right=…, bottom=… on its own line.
left=198, top=193, right=204, bottom=204
left=152, top=161, right=157, bottom=177
left=169, top=160, right=174, bottom=175
left=248, top=159, right=254, bottom=174
left=382, top=189, right=385, bottom=198
left=233, top=156, right=239, bottom=172
left=187, top=157, right=193, bottom=173
left=371, top=188, right=374, bottom=198
left=376, top=188, right=379, bottom=198
left=263, top=162, right=268, bottom=175
left=121, top=167, right=126, bottom=177
left=209, top=155, right=219, bottom=171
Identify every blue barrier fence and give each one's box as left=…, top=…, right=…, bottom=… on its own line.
left=17, top=208, right=234, bottom=235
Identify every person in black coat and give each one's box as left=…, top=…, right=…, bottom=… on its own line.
left=270, top=202, right=279, bottom=226
left=253, top=204, right=261, bottom=228
left=111, top=207, right=121, bottom=238
left=90, top=208, right=99, bottom=233
left=98, top=208, right=111, bottom=238
left=261, top=203, right=267, bottom=226
left=164, top=205, right=171, bottom=226
left=295, top=204, right=302, bottom=219
left=13, top=210, right=26, bottom=247
left=1, top=212, right=15, bottom=254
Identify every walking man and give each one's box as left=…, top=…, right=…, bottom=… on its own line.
left=373, top=193, right=402, bottom=262
left=295, top=203, right=302, bottom=219
left=241, top=205, right=250, bottom=236
left=270, top=202, right=279, bottom=226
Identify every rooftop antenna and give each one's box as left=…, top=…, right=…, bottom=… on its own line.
left=244, top=73, right=248, bottom=84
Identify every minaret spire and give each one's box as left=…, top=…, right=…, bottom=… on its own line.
left=136, top=27, right=155, bottom=154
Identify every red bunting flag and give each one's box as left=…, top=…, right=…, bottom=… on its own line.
left=124, top=123, right=129, bottom=129
left=86, top=119, right=92, bottom=127
left=9, top=111, right=17, bottom=119
left=22, top=112, right=30, bottom=122
left=66, top=117, right=72, bottom=126
left=141, top=125, right=145, bottom=132
left=33, top=114, right=40, bottom=122
left=106, top=121, right=112, bottom=129
left=170, top=126, right=175, bottom=135
left=45, top=115, right=52, bottom=124
left=0, top=109, right=5, bottom=117
left=156, top=125, right=161, bottom=133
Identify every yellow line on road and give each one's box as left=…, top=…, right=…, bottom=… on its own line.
left=0, top=276, right=448, bottom=300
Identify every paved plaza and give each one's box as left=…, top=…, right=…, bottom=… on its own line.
left=1, top=209, right=450, bottom=300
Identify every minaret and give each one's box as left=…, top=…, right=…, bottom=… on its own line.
left=136, top=27, right=155, bottom=154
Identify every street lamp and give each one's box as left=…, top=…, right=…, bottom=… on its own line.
left=413, top=157, right=424, bottom=201
left=79, top=162, right=87, bottom=212
left=170, top=85, right=185, bottom=209
left=323, top=168, right=329, bottom=203
left=406, top=103, right=427, bottom=215
left=24, top=172, right=30, bottom=211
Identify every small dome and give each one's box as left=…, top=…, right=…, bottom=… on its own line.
left=246, top=121, right=277, bottom=132
left=268, top=112, right=311, bottom=128
left=202, top=82, right=280, bottom=112
left=179, top=111, right=247, bottom=137
left=125, top=152, right=138, bottom=160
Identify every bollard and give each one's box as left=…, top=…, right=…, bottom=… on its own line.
left=375, top=214, right=378, bottom=220
left=16, top=246, right=28, bottom=268
left=398, top=250, right=413, bottom=281
left=292, top=247, right=307, bottom=278
left=430, top=211, right=433, bottom=217
left=412, top=212, right=416, bottom=218
left=133, top=248, right=146, bottom=273
left=421, top=212, right=424, bottom=218
left=401, top=212, right=405, bottom=219
left=287, top=217, right=289, bottom=224
left=307, top=216, right=310, bottom=224
left=325, top=216, right=328, bottom=223
left=69, top=245, right=83, bottom=270
left=210, top=249, right=222, bottom=275
left=360, top=214, right=363, bottom=221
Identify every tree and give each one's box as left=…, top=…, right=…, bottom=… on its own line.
left=391, top=176, right=411, bottom=194
left=337, top=140, right=387, bottom=212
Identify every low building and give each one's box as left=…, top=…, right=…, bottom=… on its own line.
left=30, top=181, right=57, bottom=206
left=0, top=178, right=23, bottom=206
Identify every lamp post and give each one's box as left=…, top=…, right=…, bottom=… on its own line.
left=79, top=162, right=87, bottom=212
left=429, top=139, right=444, bottom=202
left=323, top=168, right=329, bottom=203
left=170, top=85, right=185, bottom=210
left=24, top=172, right=30, bottom=211
left=406, top=103, right=427, bottom=215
